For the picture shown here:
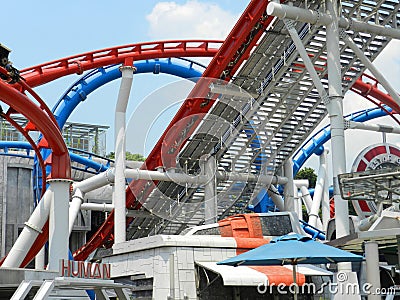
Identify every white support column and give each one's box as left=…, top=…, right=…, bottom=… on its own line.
left=300, top=186, right=323, bottom=229
left=309, top=149, right=328, bottom=229
left=326, top=0, right=350, bottom=239
left=47, top=179, right=72, bottom=271
left=201, top=155, right=217, bottom=225
left=282, top=0, right=349, bottom=238
left=342, top=33, right=400, bottom=107
left=68, top=188, right=84, bottom=235
left=267, top=185, right=284, bottom=212
left=347, top=120, right=400, bottom=134
left=35, top=247, right=45, bottom=270
left=365, top=241, right=381, bottom=300
left=295, top=185, right=303, bottom=220
left=321, top=149, right=331, bottom=231
left=284, top=159, right=295, bottom=212
left=114, top=65, right=135, bottom=245
left=300, top=186, right=313, bottom=214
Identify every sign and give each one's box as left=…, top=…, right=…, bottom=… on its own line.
left=351, top=143, right=400, bottom=218
left=60, top=259, right=111, bottom=279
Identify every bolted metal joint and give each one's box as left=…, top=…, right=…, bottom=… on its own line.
left=343, top=119, right=351, bottom=130
left=321, top=93, right=330, bottom=105
left=339, top=28, right=348, bottom=40
left=283, top=19, right=296, bottom=31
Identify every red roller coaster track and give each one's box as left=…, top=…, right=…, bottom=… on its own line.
left=2, top=0, right=399, bottom=267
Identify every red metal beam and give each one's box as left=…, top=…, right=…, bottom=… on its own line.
left=20, top=40, right=223, bottom=87
left=0, top=81, right=70, bottom=178
left=352, top=74, right=400, bottom=114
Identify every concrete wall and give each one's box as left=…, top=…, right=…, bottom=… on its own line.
left=0, top=156, right=33, bottom=257
left=105, top=235, right=238, bottom=299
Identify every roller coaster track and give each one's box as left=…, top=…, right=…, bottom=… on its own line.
left=3, top=0, right=400, bottom=265
left=20, top=40, right=221, bottom=88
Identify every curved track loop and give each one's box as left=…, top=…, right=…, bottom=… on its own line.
left=352, top=74, right=400, bottom=113
left=20, top=40, right=222, bottom=88
left=0, top=81, right=70, bottom=179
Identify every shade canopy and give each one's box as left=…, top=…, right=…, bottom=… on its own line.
left=218, top=233, right=364, bottom=266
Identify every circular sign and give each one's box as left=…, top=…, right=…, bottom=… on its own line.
left=351, top=143, right=400, bottom=218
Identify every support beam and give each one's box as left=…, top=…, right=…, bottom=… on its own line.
left=80, top=203, right=114, bottom=212
left=201, top=155, right=217, bottom=225
left=284, top=159, right=295, bottom=212
left=365, top=241, right=381, bottom=300
left=267, top=185, right=284, bottom=212
left=124, top=169, right=288, bottom=185
left=309, top=149, right=328, bottom=230
left=321, top=149, right=331, bottom=231
left=342, top=33, right=400, bottom=108
left=47, top=179, right=72, bottom=271
left=267, top=2, right=400, bottom=40
left=346, top=120, right=400, bottom=134
left=68, top=188, right=84, bottom=235
left=326, top=0, right=350, bottom=240
left=114, top=65, right=135, bottom=245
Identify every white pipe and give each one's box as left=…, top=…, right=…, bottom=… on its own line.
left=347, top=120, right=400, bottom=134
left=125, top=168, right=208, bottom=184
left=80, top=203, right=114, bottom=212
left=365, top=241, right=381, bottom=300
left=114, top=65, right=135, bottom=245
left=308, top=150, right=328, bottom=229
left=2, top=190, right=52, bottom=268
left=284, top=159, right=295, bottom=212
left=68, top=188, right=84, bottom=235
left=326, top=0, right=350, bottom=240
left=282, top=18, right=330, bottom=104
left=300, top=186, right=313, bottom=213
left=321, top=150, right=331, bottom=231
left=124, top=168, right=288, bottom=185
left=201, top=155, right=217, bottom=225
left=358, top=203, right=383, bottom=231
left=35, top=247, right=45, bottom=270
left=47, top=179, right=71, bottom=271
left=300, top=186, right=323, bottom=229
left=267, top=2, right=400, bottom=40
left=342, top=34, right=400, bottom=108
left=327, top=0, right=351, bottom=276
left=267, top=185, right=284, bottom=212
left=72, top=168, right=115, bottom=194
left=294, top=179, right=309, bottom=189
left=295, top=184, right=303, bottom=220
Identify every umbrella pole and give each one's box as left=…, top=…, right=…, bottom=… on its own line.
left=292, top=263, right=298, bottom=300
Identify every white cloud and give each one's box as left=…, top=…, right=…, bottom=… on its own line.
left=146, top=1, right=239, bottom=40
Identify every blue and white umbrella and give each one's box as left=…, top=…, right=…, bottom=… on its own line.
left=218, top=233, right=363, bottom=299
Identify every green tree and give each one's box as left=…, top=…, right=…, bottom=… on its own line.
left=295, top=167, right=317, bottom=188
left=106, top=151, right=146, bottom=162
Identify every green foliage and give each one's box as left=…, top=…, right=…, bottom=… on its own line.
left=295, top=167, right=317, bottom=188
left=106, top=151, right=146, bottom=162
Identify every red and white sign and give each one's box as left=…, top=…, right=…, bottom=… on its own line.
left=351, top=143, right=400, bottom=218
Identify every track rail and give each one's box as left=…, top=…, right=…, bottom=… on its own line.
left=20, top=40, right=222, bottom=87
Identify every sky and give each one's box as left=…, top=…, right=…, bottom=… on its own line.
left=1, top=0, right=400, bottom=174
